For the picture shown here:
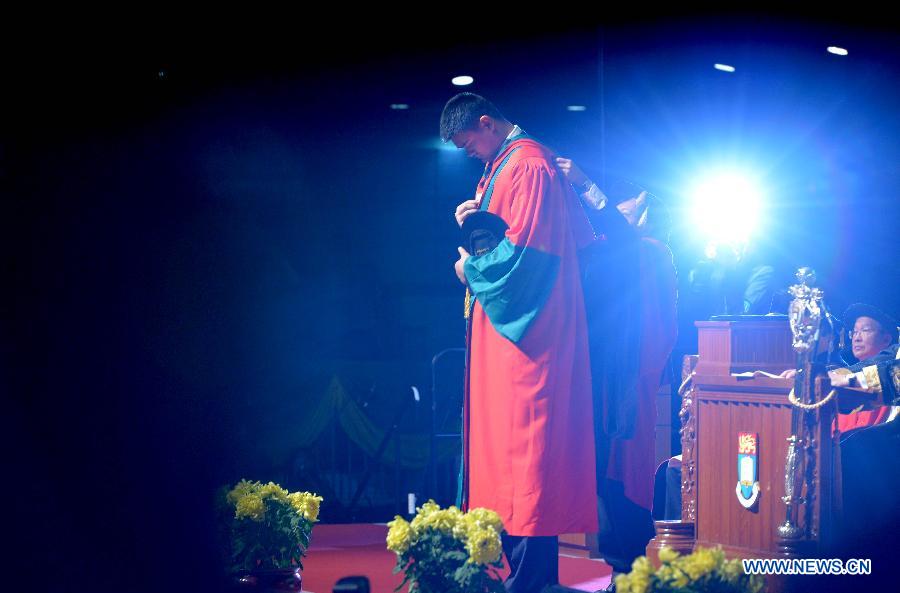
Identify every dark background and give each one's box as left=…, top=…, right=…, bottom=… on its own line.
left=4, top=12, right=898, bottom=592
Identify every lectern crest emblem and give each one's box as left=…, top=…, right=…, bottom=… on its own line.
left=736, top=432, right=760, bottom=509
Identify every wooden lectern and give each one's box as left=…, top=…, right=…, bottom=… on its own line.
left=647, top=316, right=844, bottom=561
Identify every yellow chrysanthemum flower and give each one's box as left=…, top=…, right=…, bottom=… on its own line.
left=658, top=546, right=679, bottom=564
left=410, top=500, right=441, bottom=533
left=630, top=556, right=653, bottom=577
left=234, top=493, right=266, bottom=521
left=409, top=515, right=423, bottom=532
left=615, top=572, right=642, bottom=593
left=287, top=492, right=323, bottom=522
left=680, top=547, right=718, bottom=580
left=287, top=492, right=304, bottom=511
left=465, top=507, right=504, bottom=534
left=670, top=568, right=689, bottom=589
left=466, top=526, right=502, bottom=565
left=616, top=546, right=750, bottom=593
left=722, top=558, right=744, bottom=582
left=656, top=563, right=672, bottom=582
left=258, top=481, right=289, bottom=502
left=710, top=547, right=726, bottom=569
left=386, top=515, right=413, bottom=555
left=419, top=508, right=462, bottom=533
left=410, top=501, right=440, bottom=532
left=226, top=479, right=259, bottom=505
left=452, top=516, right=471, bottom=542
left=628, top=572, right=650, bottom=593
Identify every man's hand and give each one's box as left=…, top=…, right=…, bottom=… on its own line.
left=828, top=370, right=852, bottom=388
left=555, top=157, right=589, bottom=187
left=781, top=368, right=862, bottom=389
left=616, top=190, right=649, bottom=227
left=455, top=247, right=470, bottom=285
left=455, top=199, right=480, bottom=227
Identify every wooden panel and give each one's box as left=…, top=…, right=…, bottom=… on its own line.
left=694, top=322, right=732, bottom=375
left=559, top=532, right=599, bottom=558
left=694, top=388, right=793, bottom=556
left=695, top=319, right=794, bottom=376
left=677, top=320, right=838, bottom=560
left=730, top=324, right=795, bottom=374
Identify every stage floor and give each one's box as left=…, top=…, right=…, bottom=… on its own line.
left=301, top=523, right=613, bottom=593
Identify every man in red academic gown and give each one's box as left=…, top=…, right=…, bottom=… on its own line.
left=441, top=93, right=598, bottom=593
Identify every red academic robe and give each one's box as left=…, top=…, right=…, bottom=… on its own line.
left=605, top=237, right=678, bottom=510
left=462, top=134, right=598, bottom=536
left=836, top=346, right=898, bottom=435
left=837, top=406, right=891, bottom=435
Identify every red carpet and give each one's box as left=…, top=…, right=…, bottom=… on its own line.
left=301, top=524, right=612, bottom=593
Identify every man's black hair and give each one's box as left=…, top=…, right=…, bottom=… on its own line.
left=439, top=93, right=507, bottom=141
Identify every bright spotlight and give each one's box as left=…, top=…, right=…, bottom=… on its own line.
left=827, top=46, right=848, bottom=56
left=452, top=75, right=474, bottom=86
left=714, top=63, right=736, bottom=73
left=433, top=138, right=460, bottom=151
left=688, top=171, right=763, bottom=246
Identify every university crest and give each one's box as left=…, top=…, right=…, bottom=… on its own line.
left=736, top=432, right=760, bottom=509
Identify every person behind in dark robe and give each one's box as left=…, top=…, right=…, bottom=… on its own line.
left=556, top=158, right=678, bottom=587
left=677, top=237, right=786, bottom=364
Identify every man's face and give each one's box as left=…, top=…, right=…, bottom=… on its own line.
left=451, top=123, right=500, bottom=163
left=851, top=316, right=891, bottom=360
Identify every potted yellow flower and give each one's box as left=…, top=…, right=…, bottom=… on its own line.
left=217, top=479, right=323, bottom=591
left=615, top=546, right=764, bottom=593
left=386, top=500, right=505, bottom=593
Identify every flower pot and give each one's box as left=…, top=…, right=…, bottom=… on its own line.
left=230, top=567, right=302, bottom=592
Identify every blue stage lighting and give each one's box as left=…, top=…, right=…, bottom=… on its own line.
left=687, top=171, right=763, bottom=249
left=433, top=138, right=462, bottom=151
left=451, top=75, right=474, bottom=86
